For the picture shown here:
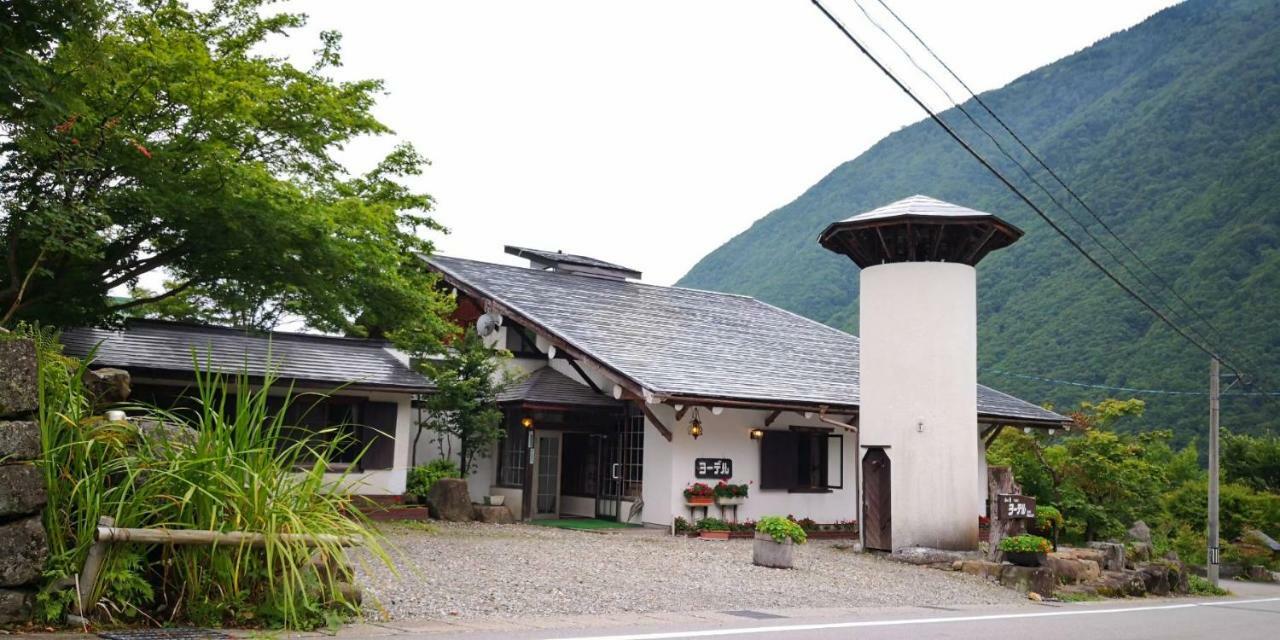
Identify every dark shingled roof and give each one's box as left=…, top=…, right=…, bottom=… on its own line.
left=498, top=366, right=622, bottom=408
left=426, top=255, right=1068, bottom=425
left=61, top=320, right=431, bottom=392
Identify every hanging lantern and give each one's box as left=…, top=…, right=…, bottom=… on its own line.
left=689, top=408, right=703, bottom=440
left=521, top=416, right=534, bottom=429
left=749, top=427, right=764, bottom=441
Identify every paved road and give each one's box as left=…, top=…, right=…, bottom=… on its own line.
left=400, top=583, right=1280, bottom=640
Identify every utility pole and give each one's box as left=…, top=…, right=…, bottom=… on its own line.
left=1208, top=357, right=1220, bottom=588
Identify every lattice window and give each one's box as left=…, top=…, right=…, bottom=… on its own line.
left=496, top=418, right=526, bottom=487
left=621, top=414, right=644, bottom=498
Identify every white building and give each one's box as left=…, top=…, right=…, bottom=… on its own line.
left=420, top=197, right=1067, bottom=550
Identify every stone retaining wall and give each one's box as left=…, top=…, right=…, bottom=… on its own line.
left=0, top=338, right=48, bottom=625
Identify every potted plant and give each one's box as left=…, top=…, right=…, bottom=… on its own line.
left=753, top=516, right=806, bottom=568
left=684, top=482, right=715, bottom=505
left=714, top=481, right=749, bottom=505
left=998, top=534, right=1052, bottom=567
left=697, top=517, right=732, bottom=540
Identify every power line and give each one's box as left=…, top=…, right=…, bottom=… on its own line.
left=984, top=369, right=1280, bottom=397
left=846, top=0, right=1237, bottom=373
left=867, top=0, right=1261, bottom=380
left=806, top=0, right=1247, bottom=379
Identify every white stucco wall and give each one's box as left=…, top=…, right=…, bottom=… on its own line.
left=859, top=262, right=979, bottom=550
left=645, top=405, right=858, bottom=527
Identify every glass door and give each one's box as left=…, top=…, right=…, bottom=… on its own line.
left=595, top=431, right=621, bottom=520
left=533, top=433, right=562, bottom=518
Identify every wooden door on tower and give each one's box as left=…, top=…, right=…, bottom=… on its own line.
left=862, top=447, right=892, bottom=551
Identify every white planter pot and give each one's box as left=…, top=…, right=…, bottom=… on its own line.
left=753, top=532, right=795, bottom=569
left=485, top=495, right=506, bottom=506
left=716, top=497, right=745, bottom=506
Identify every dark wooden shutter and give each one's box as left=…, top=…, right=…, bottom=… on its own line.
left=759, top=430, right=798, bottom=490
left=361, top=401, right=398, bottom=470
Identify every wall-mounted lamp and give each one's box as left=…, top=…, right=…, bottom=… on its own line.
left=749, top=427, right=764, bottom=441
left=521, top=416, right=534, bottom=429
left=689, top=408, right=703, bottom=440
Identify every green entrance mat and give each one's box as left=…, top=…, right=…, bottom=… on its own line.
left=528, top=518, right=639, bottom=530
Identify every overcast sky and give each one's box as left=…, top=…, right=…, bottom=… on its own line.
left=270, top=0, right=1179, bottom=286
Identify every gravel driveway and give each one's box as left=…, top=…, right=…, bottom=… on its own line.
left=353, top=522, right=1024, bottom=621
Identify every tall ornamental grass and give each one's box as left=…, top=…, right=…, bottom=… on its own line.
left=32, top=329, right=390, bottom=628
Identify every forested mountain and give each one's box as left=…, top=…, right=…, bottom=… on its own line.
left=678, top=0, right=1280, bottom=444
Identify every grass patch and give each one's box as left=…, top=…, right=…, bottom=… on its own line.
left=1188, top=575, right=1231, bottom=596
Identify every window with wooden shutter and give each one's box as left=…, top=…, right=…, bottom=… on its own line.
left=361, top=401, right=399, bottom=470
left=759, top=430, right=799, bottom=490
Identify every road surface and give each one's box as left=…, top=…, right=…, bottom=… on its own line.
left=398, top=583, right=1280, bottom=640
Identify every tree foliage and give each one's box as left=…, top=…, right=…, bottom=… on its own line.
left=417, top=329, right=511, bottom=476
left=988, top=397, right=1280, bottom=568
left=0, top=0, right=452, bottom=347
left=677, top=0, right=1280, bottom=444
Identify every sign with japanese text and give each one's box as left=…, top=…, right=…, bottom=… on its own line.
left=695, top=458, right=733, bottom=479
left=997, top=494, right=1037, bottom=520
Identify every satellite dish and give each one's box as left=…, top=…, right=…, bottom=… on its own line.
left=475, top=312, right=502, bottom=337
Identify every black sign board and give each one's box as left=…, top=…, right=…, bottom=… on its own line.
left=997, top=494, right=1037, bottom=520
left=695, top=458, right=733, bottom=479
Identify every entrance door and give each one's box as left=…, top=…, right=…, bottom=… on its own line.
left=533, top=433, right=562, bottom=518
left=862, top=448, right=892, bottom=551
left=594, top=431, right=621, bottom=520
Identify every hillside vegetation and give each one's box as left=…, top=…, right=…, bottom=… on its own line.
left=678, top=0, right=1280, bottom=444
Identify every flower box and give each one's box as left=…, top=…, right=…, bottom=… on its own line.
left=752, top=532, right=795, bottom=568
left=1004, top=551, right=1046, bottom=567
left=699, top=530, right=730, bottom=541
left=715, top=496, right=745, bottom=506
left=686, top=497, right=714, bottom=506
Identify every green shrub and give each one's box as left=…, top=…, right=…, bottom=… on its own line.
left=695, top=517, right=731, bottom=532
left=1035, top=505, right=1065, bottom=532
left=713, top=482, right=748, bottom=498
left=998, top=534, right=1051, bottom=553
left=673, top=517, right=692, bottom=534
left=756, top=516, right=807, bottom=544
left=407, top=458, right=460, bottom=501
left=1188, top=575, right=1230, bottom=596
left=32, top=328, right=390, bottom=629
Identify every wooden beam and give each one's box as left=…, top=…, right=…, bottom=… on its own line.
left=763, top=410, right=781, bottom=427
left=674, top=405, right=689, bottom=421
left=963, top=224, right=1000, bottom=264
left=97, top=526, right=361, bottom=547
left=983, top=424, right=1007, bottom=448
left=565, top=357, right=603, bottom=395
left=637, top=402, right=674, bottom=442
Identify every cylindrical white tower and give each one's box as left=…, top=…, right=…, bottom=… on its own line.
left=819, top=195, right=1023, bottom=551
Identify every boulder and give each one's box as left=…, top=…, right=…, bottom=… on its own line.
left=82, top=367, right=131, bottom=405
left=1057, top=546, right=1106, bottom=565
left=0, top=516, right=46, bottom=587
left=1127, top=521, right=1153, bottom=544
left=1137, top=564, right=1172, bottom=596
left=472, top=504, right=516, bottom=524
left=0, top=465, right=45, bottom=518
left=1097, top=570, right=1147, bottom=597
left=891, top=546, right=980, bottom=566
left=1247, top=565, right=1275, bottom=582
left=1046, top=555, right=1101, bottom=584
left=1165, top=561, right=1191, bottom=593
left=1129, top=542, right=1153, bottom=566
left=0, top=421, right=40, bottom=461
left=426, top=478, right=473, bottom=521
left=999, top=565, right=1057, bottom=596
left=134, top=418, right=198, bottom=450
left=0, top=339, right=37, bottom=418
left=0, top=588, right=32, bottom=625
left=958, top=560, right=1003, bottom=581
left=1089, top=542, right=1126, bottom=571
